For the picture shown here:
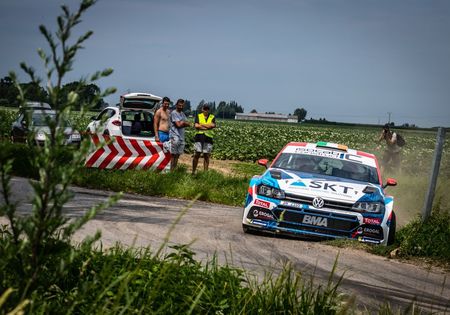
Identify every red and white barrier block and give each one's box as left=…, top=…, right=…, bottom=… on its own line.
left=85, top=135, right=171, bottom=172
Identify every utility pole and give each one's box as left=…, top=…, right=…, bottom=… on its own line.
left=422, top=127, right=446, bottom=221
left=387, top=112, right=392, bottom=124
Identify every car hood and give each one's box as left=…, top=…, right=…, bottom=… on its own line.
left=260, top=168, right=384, bottom=204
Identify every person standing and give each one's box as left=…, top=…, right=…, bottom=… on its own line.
left=154, top=96, right=171, bottom=143
left=169, top=99, right=190, bottom=170
left=192, top=104, right=216, bottom=174
left=378, top=123, right=402, bottom=172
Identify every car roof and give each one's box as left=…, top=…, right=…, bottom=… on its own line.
left=281, top=141, right=378, bottom=168
left=22, top=101, right=52, bottom=110
left=31, top=109, right=56, bottom=114
left=121, top=92, right=162, bottom=101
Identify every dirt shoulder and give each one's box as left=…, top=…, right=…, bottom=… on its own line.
left=178, top=153, right=242, bottom=175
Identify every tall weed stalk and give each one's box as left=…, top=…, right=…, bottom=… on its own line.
left=0, top=0, right=117, bottom=311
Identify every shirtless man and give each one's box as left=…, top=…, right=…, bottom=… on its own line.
left=154, top=96, right=171, bottom=142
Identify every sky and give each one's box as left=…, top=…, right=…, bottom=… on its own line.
left=0, top=0, right=449, bottom=128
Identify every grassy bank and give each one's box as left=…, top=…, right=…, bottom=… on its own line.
left=75, top=166, right=248, bottom=206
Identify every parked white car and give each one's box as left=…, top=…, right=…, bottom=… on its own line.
left=11, top=102, right=81, bottom=146
left=87, top=92, right=162, bottom=138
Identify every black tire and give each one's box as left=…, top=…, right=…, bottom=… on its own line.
left=242, top=224, right=251, bottom=234
left=387, top=212, right=396, bottom=245
left=103, top=129, right=110, bottom=136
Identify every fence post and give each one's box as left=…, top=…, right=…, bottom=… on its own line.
left=421, top=127, right=446, bottom=222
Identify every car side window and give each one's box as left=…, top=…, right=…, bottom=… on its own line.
left=97, top=109, right=110, bottom=120
left=108, top=109, right=116, bottom=118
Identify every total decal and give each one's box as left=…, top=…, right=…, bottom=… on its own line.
left=254, top=199, right=271, bottom=209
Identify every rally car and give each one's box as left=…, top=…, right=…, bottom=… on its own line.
left=242, top=142, right=397, bottom=245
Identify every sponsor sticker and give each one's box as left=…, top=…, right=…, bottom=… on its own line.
left=252, top=209, right=275, bottom=220
left=280, top=200, right=303, bottom=209
left=363, top=217, right=381, bottom=225
left=302, top=215, right=328, bottom=227
left=254, top=199, right=270, bottom=209
left=363, top=227, right=381, bottom=235
left=294, top=147, right=341, bottom=158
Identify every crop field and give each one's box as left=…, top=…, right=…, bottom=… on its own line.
left=1, top=107, right=448, bottom=177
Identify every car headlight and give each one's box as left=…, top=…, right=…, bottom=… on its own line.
left=71, top=132, right=81, bottom=140
left=36, top=131, right=47, bottom=141
left=257, top=184, right=285, bottom=199
left=352, top=201, right=384, bottom=213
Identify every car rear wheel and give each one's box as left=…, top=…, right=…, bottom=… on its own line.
left=387, top=212, right=396, bottom=245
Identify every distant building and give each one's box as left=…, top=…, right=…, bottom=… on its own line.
left=235, top=113, right=298, bottom=123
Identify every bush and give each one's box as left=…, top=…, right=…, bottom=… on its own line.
left=396, top=206, right=450, bottom=262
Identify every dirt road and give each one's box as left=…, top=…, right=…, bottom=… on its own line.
left=3, top=177, right=450, bottom=312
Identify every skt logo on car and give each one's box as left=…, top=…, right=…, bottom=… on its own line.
left=309, top=180, right=354, bottom=194
left=302, top=215, right=328, bottom=227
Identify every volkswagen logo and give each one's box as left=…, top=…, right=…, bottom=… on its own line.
left=312, top=197, right=325, bottom=208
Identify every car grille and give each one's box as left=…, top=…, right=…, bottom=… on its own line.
left=268, top=193, right=360, bottom=237
left=273, top=208, right=358, bottom=234
left=285, top=193, right=353, bottom=211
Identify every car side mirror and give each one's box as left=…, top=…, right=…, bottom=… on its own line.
left=258, top=159, right=269, bottom=169
left=383, top=178, right=397, bottom=189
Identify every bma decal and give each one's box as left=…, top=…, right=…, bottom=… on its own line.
left=302, top=215, right=328, bottom=227
left=309, top=180, right=354, bottom=194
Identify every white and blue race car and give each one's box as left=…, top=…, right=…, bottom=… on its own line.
left=242, top=142, right=398, bottom=245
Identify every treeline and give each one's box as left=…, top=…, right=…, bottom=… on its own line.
left=0, top=76, right=107, bottom=110
left=191, top=99, right=244, bottom=119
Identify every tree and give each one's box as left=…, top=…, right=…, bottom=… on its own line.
left=294, top=108, right=307, bottom=122
left=250, top=109, right=257, bottom=113
left=60, top=81, right=104, bottom=110
left=183, top=99, right=191, bottom=116
left=0, top=76, right=17, bottom=105
left=0, top=76, right=48, bottom=106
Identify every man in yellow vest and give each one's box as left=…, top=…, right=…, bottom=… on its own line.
left=192, top=104, right=216, bottom=174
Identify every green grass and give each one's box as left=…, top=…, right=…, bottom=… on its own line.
left=0, top=238, right=351, bottom=314
left=74, top=165, right=249, bottom=206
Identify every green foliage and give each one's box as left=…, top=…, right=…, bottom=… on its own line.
left=294, top=107, right=307, bottom=121
left=0, top=108, right=17, bottom=139
left=1, top=110, right=449, bottom=178
left=0, top=0, right=117, bottom=312
left=0, top=242, right=352, bottom=314
left=396, top=207, right=450, bottom=262
left=214, top=100, right=244, bottom=119
left=0, top=76, right=48, bottom=107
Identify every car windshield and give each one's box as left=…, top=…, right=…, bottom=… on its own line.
left=272, top=153, right=380, bottom=184
left=31, top=112, right=69, bottom=127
